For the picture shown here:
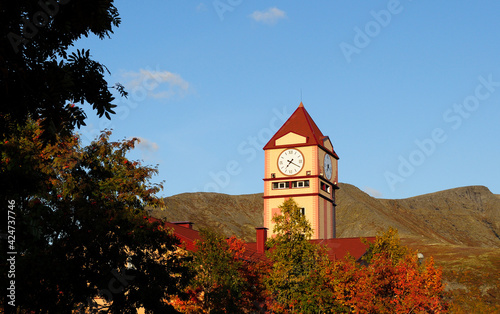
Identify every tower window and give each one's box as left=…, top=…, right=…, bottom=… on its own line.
left=292, top=180, right=310, bottom=188
left=321, top=182, right=331, bottom=193
left=273, top=181, right=290, bottom=189
left=300, top=208, right=305, bottom=216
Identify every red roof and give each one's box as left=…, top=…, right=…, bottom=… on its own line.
left=148, top=217, right=372, bottom=262
left=246, top=237, right=374, bottom=262
left=263, top=103, right=339, bottom=158
left=147, top=217, right=201, bottom=251
left=164, top=222, right=202, bottom=251
left=310, top=237, right=375, bottom=261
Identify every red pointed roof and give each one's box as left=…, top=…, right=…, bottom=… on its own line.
left=264, top=103, right=339, bottom=158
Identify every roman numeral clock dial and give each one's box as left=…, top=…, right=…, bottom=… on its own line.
left=278, top=148, right=304, bottom=175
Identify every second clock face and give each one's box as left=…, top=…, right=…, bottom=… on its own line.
left=278, top=148, right=304, bottom=175
left=324, top=154, right=332, bottom=180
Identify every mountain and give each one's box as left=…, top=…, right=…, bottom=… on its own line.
left=336, top=184, right=500, bottom=247
left=151, top=192, right=263, bottom=242
left=149, top=183, right=500, bottom=248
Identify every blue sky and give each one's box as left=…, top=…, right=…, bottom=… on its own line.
left=75, top=1, right=500, bottom=199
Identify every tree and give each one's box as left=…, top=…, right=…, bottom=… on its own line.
left=362, top=227, right=410, bottom=265
left=224, top=235, right=268, bottom=313
left=178, top=229, right=265, bottom=313
left=0, top=120, right=190, bottom=313
left=0, top=0, right=125, bottom=142
left=329, top=228, right=448, bottom=313
left=264, top=198, right=340, bottom=313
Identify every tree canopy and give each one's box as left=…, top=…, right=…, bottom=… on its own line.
left=265, top=198, right=339, bottom=312
left=0, top=2, right=196, bottom=312
left=264, top=199, right=447, bottom=313
left=329, top=228, right=447, bottom=313
left=1, top=121, right=190, bottom=312
left=172, top=229, right=266, bottom=313
left=0, top=0, right=125, bottom=142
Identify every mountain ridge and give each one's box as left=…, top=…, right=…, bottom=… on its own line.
left=149, top=183, right=500, bottom=248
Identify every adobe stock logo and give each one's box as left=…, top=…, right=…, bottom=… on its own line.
left=384, top=74, right=500, bottom=192
left=339, top=0, right=409, bottom=63
left=213, top=0, right=243, bottom=21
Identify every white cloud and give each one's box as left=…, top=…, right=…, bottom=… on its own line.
left=135, top=137, right=159, bottom=153
left=121, top=69, right=190, bottom=100
left=363, top=186, right=383, bottom=198
left=249, top=7, right=286, bottom=25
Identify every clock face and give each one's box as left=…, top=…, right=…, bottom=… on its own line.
left=323, top=154, right=332, bottom=180
left=278, top=148, right=304, bottom=176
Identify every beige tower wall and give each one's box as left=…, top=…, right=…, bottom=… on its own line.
left=264, top=195, right=335, bottom=239
left=263, top=134, right=337, bottom=240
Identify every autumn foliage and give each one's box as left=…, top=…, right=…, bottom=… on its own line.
left=1, top=120, right=190, bottom=313
left=329, top=244, right=446, bottom=313
left=263, top=200, right=447, bottom=313
left=169, top=229, right=266, bottom=313
left=179, top=200, right=448, bottom=313
left=1, top=122, right=448, bottom=312
left=264, top=198, right=339, bottom=312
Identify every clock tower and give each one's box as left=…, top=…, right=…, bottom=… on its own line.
left=263, top=103, right=339, bottom=239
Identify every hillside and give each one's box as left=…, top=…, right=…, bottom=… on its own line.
left=151, top=192, right=263, bottom=242
left=150, top=183, right=500, bottom=248
left=337, top=184, right=500, bottom=247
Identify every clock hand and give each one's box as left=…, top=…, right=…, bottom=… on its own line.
left=283, top=159, right=293, bottom=170
left=288, top=160, right=300, bottom=168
